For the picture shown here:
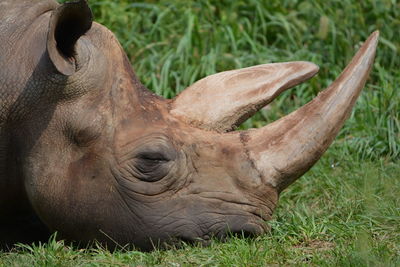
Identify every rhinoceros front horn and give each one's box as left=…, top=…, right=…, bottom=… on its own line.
left=47, top=0, right=93, bottom=76
left=172, top=31, right=379, bottom=192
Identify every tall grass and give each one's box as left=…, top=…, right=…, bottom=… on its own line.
left=85, top=0, right=399, bottom=161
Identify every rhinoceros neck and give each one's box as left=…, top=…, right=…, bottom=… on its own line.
left=0, top=0, right=58, bottom=218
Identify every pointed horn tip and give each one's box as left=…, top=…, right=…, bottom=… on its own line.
left=291, top=61, right=320, bottom=80
left=363, top=31, right=380, bottom=51
left=302, top=61, right=320, bottom=76
left=371, top=30, right=380, bottom=39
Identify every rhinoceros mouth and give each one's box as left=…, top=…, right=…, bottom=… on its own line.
left=181, top=209, right=270, bottom=244
left=173, top=220, right=267, bottom=247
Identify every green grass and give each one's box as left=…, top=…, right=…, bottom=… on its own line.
left=1, top=0, right=399, bottom=265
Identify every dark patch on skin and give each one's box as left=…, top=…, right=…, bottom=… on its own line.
left=239, top=131, right=251, bottom=143
left=239, top=132, right=263, bottom=182
left=221, top=147, right=231, bottom=156
left=166, top=99, right=173, bottom=112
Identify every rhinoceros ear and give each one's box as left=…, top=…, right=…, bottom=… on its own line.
left=47, top=0, right=93, bottom=76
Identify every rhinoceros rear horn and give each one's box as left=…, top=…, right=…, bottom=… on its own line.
left=170, top=62, right=319, bottom=132
left=47, top=0, right=93, bottom=76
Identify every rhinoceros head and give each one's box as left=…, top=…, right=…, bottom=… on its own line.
left=1, top=0, right=378, bottom=250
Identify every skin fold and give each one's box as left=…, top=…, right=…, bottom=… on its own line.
left=0, top=0, right=378, bottom=250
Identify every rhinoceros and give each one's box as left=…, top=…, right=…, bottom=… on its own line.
left=0, top=0, right=378, bottom=250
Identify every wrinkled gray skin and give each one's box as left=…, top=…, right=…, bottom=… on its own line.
left=0, top=0, right=378, bottom=250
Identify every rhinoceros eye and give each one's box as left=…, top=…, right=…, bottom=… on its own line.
left=137, top=151, right=170, bottom=162
left=133, top=148, right=176, bottom=182
left=136, top=152, right=170, bottom=173
left=118, top=135, right=178, bottom=183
